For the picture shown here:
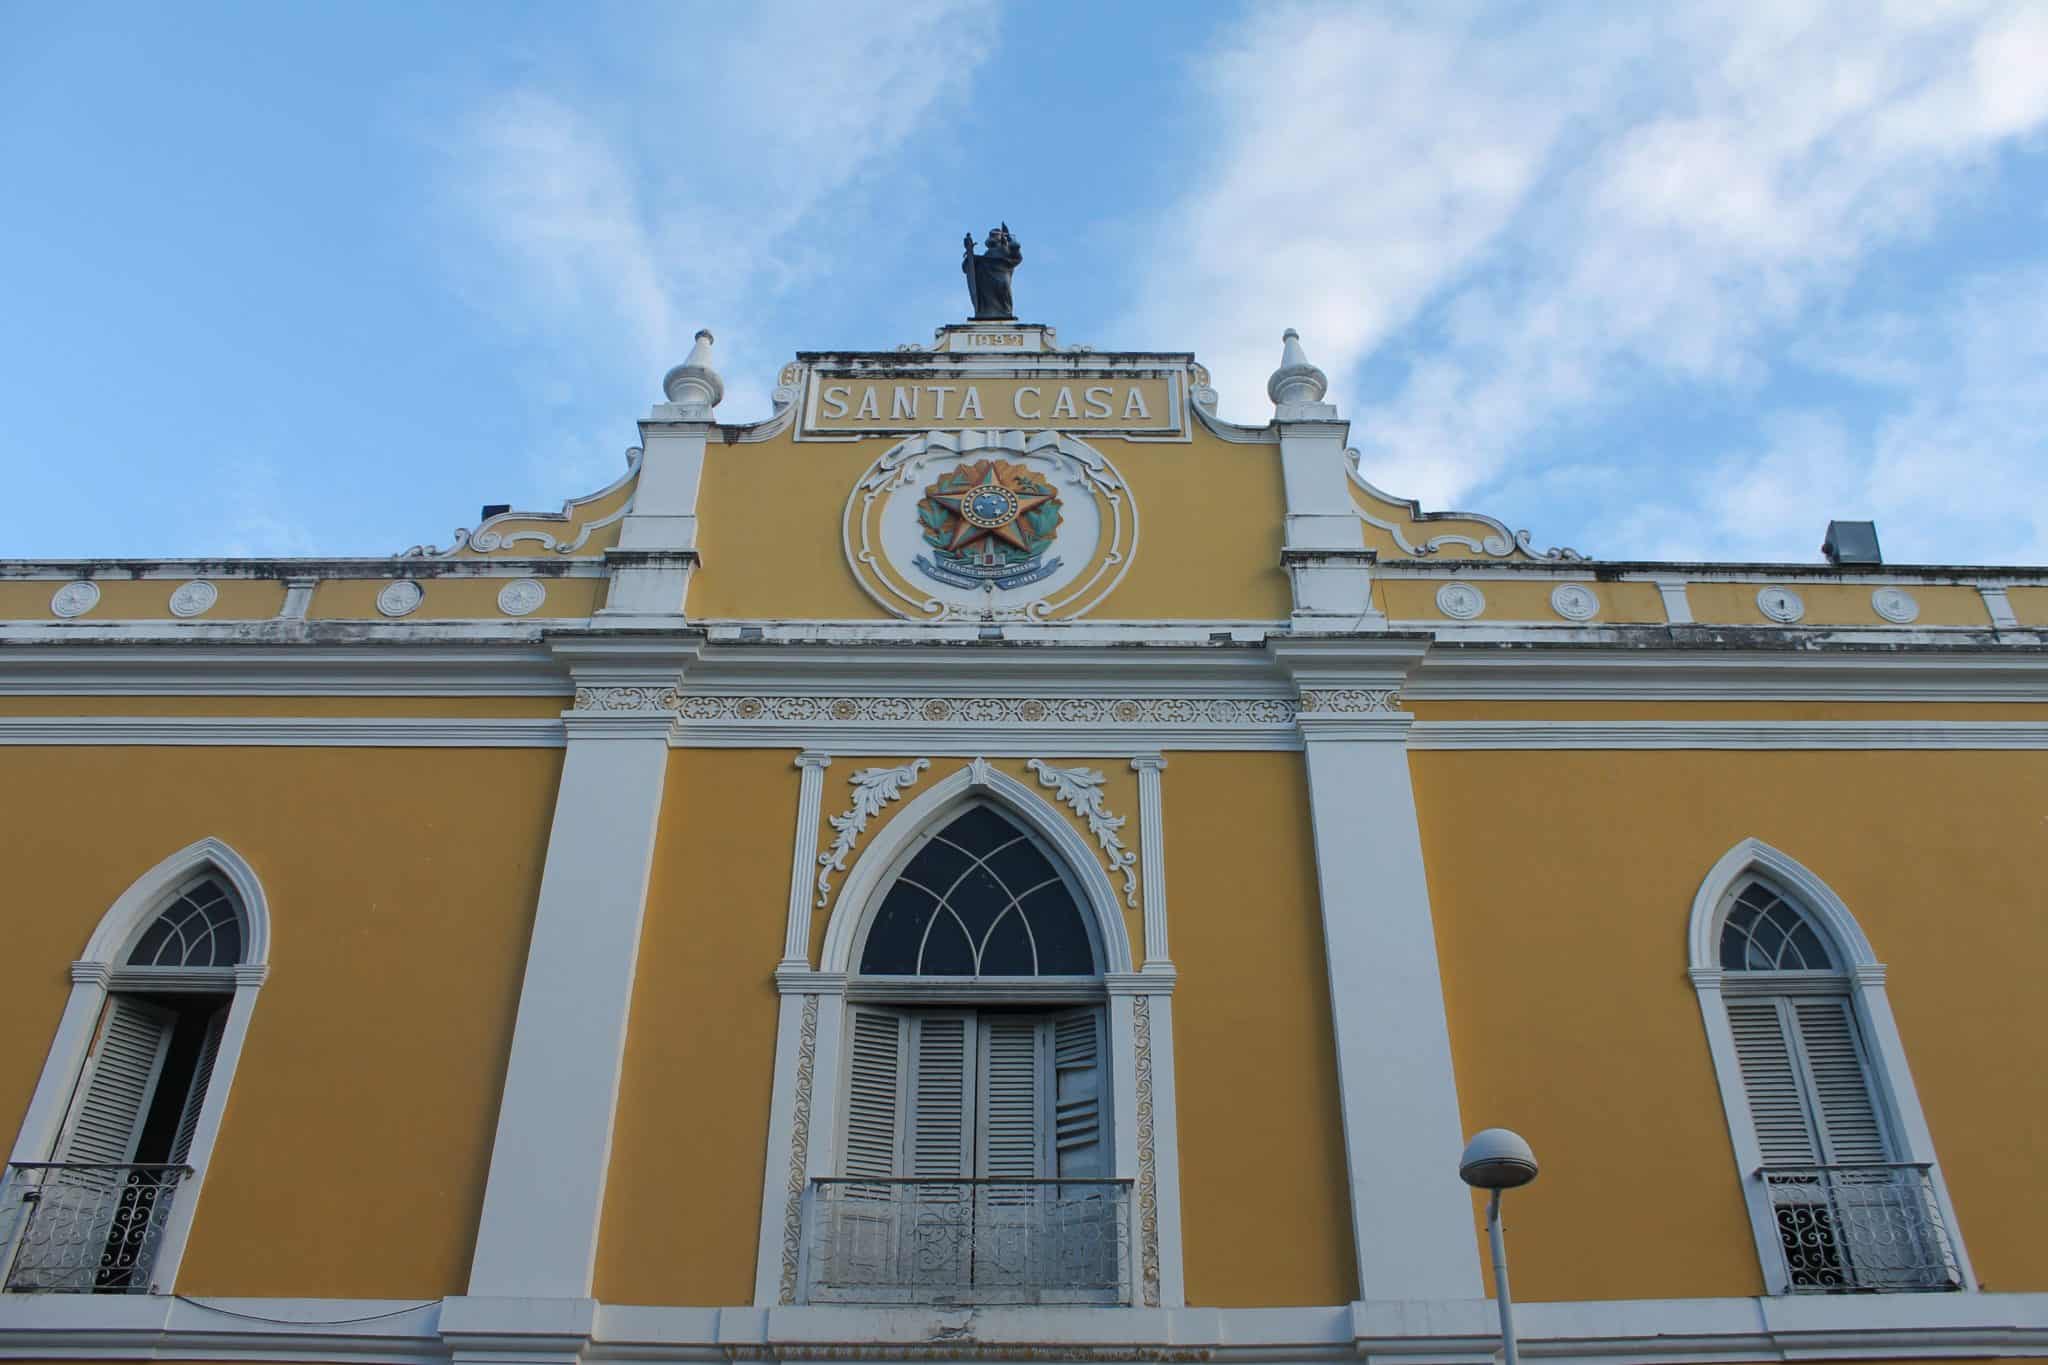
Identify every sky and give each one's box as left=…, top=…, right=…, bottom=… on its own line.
left=4, top=1, right=2046, bottom=566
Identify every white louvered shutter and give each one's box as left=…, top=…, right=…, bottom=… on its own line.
left=1726, top=998, right=1820, bottom=1166
left=1789, top=999, right=1887, bottom=1165
left=906, top=1012, right=975, bottom=1178
left=978, top=1016, right=1047, bottom=1179
left=57, top=997, right=177, bottom=1166
left=168, top=1007, right=229, bottom=1167
left=1051, top=1008, right=1107, bottom=1178
left=844, top=1006, right=907, bottom=1178
left=13, top=998, right=178, bottom=1291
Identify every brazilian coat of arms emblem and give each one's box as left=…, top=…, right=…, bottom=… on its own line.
left=913, top=458, right=1064, bottom=590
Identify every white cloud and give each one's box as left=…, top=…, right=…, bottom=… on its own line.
left=438, top=0, right=999, bottom=491
left=1133, top=2, right=2048, bottom=562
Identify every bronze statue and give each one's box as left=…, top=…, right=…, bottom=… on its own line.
left=962, top=224, right=1022, bottom=319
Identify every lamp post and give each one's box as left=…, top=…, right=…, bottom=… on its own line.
left=1459, top=1128, right=1539, bottom=1365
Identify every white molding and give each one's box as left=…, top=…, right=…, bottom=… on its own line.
left=1129, top=756, right=1170, bottom=966
left=1981, top=585, right=2021, bottom=629
left=816, top=763, right=1136, bottom=977
left=0, top=644, right=570, bottom=696
left=1687, top=838, right=1977, bottom=1296
left=0, top=717, right=568, bottom=747
left=1410, top=720, right=2048, bottom=750
left=10, top=1290, right=2048, bottom=1363
left=1406, top=649, right=2048, bottom=701
left=674, top=725, right=1303, bottom=754
left=781, top=753, right=834, bottom=966
left=6, top=837, right=271, bottom=1294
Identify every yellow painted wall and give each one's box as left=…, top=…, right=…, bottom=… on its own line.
left=307, top=576, right=603, bottom=619
left=596, top=748, right=796, bottom=1306
left=1415, top=747, right=2048, bottom=1300
left=1167, top=752, right=1356, bottom=1307
left=1381, top=579, right=1668, bottom=623
left=2007, top=586, right=2048, bottom=626
left=0, top=578, right=286, bottom=621
left=0, top=745, right=560, bottom=1298
left=688, top=430, right=1291, bottom=622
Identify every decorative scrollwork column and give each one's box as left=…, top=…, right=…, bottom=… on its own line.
left=782, top=752, right=833, bottom=967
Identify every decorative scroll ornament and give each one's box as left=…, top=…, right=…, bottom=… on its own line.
left=1296, top=688, right=1401, bottom=715
left=777, top=993, right=819, bottom=1306
left=573, top=685, right=680, bottom=712
left=1027, top=760, right=1139, bottom=909
left=1347, top=450, right=1587, bottom=562
left=817, top=760, right=931, bottom=908
left=846, top=429, right=1135, bottom=623
left=400, top=448, right=640, bottom=557
left=675, top=693, right=1300, bottom=728
left=1133, top=995, right=1161, bottom=1309
left=168, top=580, right=217, bottom=617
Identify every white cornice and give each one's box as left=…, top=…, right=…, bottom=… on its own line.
left=0, top=717, right=566, bottom=747
left=1409, top=648, right=2048, bottom=701
left=1410, top=720, right=2048, bottom=750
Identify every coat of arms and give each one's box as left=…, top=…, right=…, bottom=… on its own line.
left=913, top=459, right=1063, bottom=590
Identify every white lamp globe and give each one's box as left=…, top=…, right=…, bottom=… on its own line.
left=1459, top=1128, right=1539, bottom=1190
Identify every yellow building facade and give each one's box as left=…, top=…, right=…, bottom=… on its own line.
left=2, top=313, right=2045, bottom=1365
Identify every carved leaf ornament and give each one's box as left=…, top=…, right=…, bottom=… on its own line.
left=816, top=760, right=931, bottom=908
left=1027, top=759, right=1139, bottom=909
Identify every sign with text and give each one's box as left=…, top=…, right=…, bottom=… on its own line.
left=803, top=374, right=1180, bottom=436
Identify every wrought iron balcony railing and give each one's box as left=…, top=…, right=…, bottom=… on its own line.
left=806, top=1177, right=1131, bottom=1305
left=1763, top=1163, right=1962, bottom=1293
left=1, top=1163, right=189, bottom=1294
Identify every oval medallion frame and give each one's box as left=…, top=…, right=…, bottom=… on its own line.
left=844, top=429, right=1137, bottom=622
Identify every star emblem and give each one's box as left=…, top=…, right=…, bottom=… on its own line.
left=923, top=462, right=1059, bottom=554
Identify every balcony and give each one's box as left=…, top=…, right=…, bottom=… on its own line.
left=1763, top=1163, right=1962, bottom=1293
left=805, top=1177, right=1131, bottom=1306
left=1, top=1163, right=189, bottom=1294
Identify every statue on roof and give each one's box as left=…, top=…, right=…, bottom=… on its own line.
left=962, top=223, right=1022, bottom=320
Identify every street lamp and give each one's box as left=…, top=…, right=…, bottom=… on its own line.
left=1460, top=1128, right=1538, bottom=1365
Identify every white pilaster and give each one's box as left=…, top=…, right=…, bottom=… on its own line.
left=466, top=647, right=687, bottom=1300
left=1271, top=639, right=1482, bottom=1303
left=1129, top=755, right=1170, bottom=966
left=781, top=752, right=833, bottom=967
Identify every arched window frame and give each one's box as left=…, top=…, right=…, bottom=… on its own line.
left=756, top=758, right=1184, bottom=1310
left=5, top=837, right=270, bottom=1294
left=1687, top=838, right=1973, bottom=1295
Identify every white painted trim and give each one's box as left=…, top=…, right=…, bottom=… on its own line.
left=9, top=1290, right=2048, bottom=1364
left=675, top=726, right=1302, bottom=753
left=781, top=753, right=833, bottom=966
left=1141, top=993, right=1185, bottom=1308
left=1129, top=756, right=1170, bottom=966
left=0, top=717, right=569, bottom=747
left=1687, top=838, right=1977, bottom=1295
left=1410, top=720, right=2048, bottom=750
left=1981, top=585, right=2021, bottom=629
left=5, top=837, right=271, bottom=1294
left=816, top=762, right=1135, bottom=976
left=1406, top=649, right=2048, bottom=701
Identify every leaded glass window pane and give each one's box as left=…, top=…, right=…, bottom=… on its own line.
left=127, top=877, right=243, bottom=968
left=1720, top=883, right=1834, bottom=972
left=860, top=805, right=1096, bottom=977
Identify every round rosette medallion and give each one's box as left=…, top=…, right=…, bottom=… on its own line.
left=845, top=429, right=1135, bottom=621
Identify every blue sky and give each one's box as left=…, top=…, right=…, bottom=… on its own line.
left=4, top=2, right=2046, bottom=565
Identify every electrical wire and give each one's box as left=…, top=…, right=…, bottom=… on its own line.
left=172, top=1295, right=437, bottom=1326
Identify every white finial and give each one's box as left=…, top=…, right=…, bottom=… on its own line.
left=660, top=328, right=724, bottom=416
left=1268, top=327, right=1329, bottom=410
